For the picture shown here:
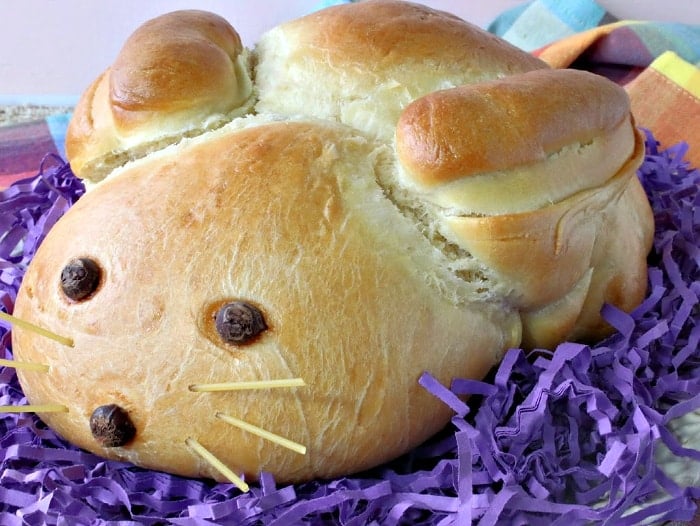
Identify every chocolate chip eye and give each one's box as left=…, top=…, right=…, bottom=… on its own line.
left=215, top=301, right=267, bottom=345
left=90, top=404, right=136, bottom=447
left=61, top=258, right=101, bottom=301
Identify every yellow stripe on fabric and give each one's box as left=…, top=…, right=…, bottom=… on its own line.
left=650, top=51, right=700, bottom=100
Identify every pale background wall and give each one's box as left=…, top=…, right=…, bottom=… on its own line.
left=1, top=0, right=699, bottom=104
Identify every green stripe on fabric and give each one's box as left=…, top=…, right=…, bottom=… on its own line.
left=501, top=2, right=576, bottom=51
left=631, top=23, right=700, bottom=66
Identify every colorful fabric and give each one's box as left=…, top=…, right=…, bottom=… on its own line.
left=0, top=114, right=70, bottom=190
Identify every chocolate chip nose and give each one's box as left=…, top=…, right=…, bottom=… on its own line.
left=90, top=404, right=136, bottom=447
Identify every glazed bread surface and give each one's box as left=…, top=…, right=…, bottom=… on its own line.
left=15, top=117, right=519, bottom=482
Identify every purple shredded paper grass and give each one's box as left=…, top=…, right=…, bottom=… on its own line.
left=1, top=133, right=699, bottom=524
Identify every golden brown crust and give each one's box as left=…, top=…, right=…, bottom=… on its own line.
left=270, top=0, right=545, bottom=74
left=396, top=69, right=631, bottom=187
left=15, top=121, right=516, bottom=482
left=109, top=10, right=244, bottom=121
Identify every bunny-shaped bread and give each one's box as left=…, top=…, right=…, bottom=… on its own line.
left=11, top=1, right=653, bottom=484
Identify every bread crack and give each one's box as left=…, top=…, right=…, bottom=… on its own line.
left=372, top=163, right=496, bottom=301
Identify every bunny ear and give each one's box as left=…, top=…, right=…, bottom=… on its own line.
left=395, top=68, right=634, bottom=214
left=394, top=68, right=654, bottom=348
left=66, top=10, right=255, bottom=183
left=109, top=10, right=248, bottom=119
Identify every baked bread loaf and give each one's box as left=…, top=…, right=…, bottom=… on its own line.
left=12, top=1, right=654, bottom=484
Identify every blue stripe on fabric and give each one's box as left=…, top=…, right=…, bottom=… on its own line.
left=633, top=23, right=700, bottom=65
left=45, top=112, right=72, bottom=160
left=540, top=0, right=606, bottom=32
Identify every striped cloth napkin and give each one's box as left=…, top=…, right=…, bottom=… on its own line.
left=0, top=113, right=70, bottom=189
